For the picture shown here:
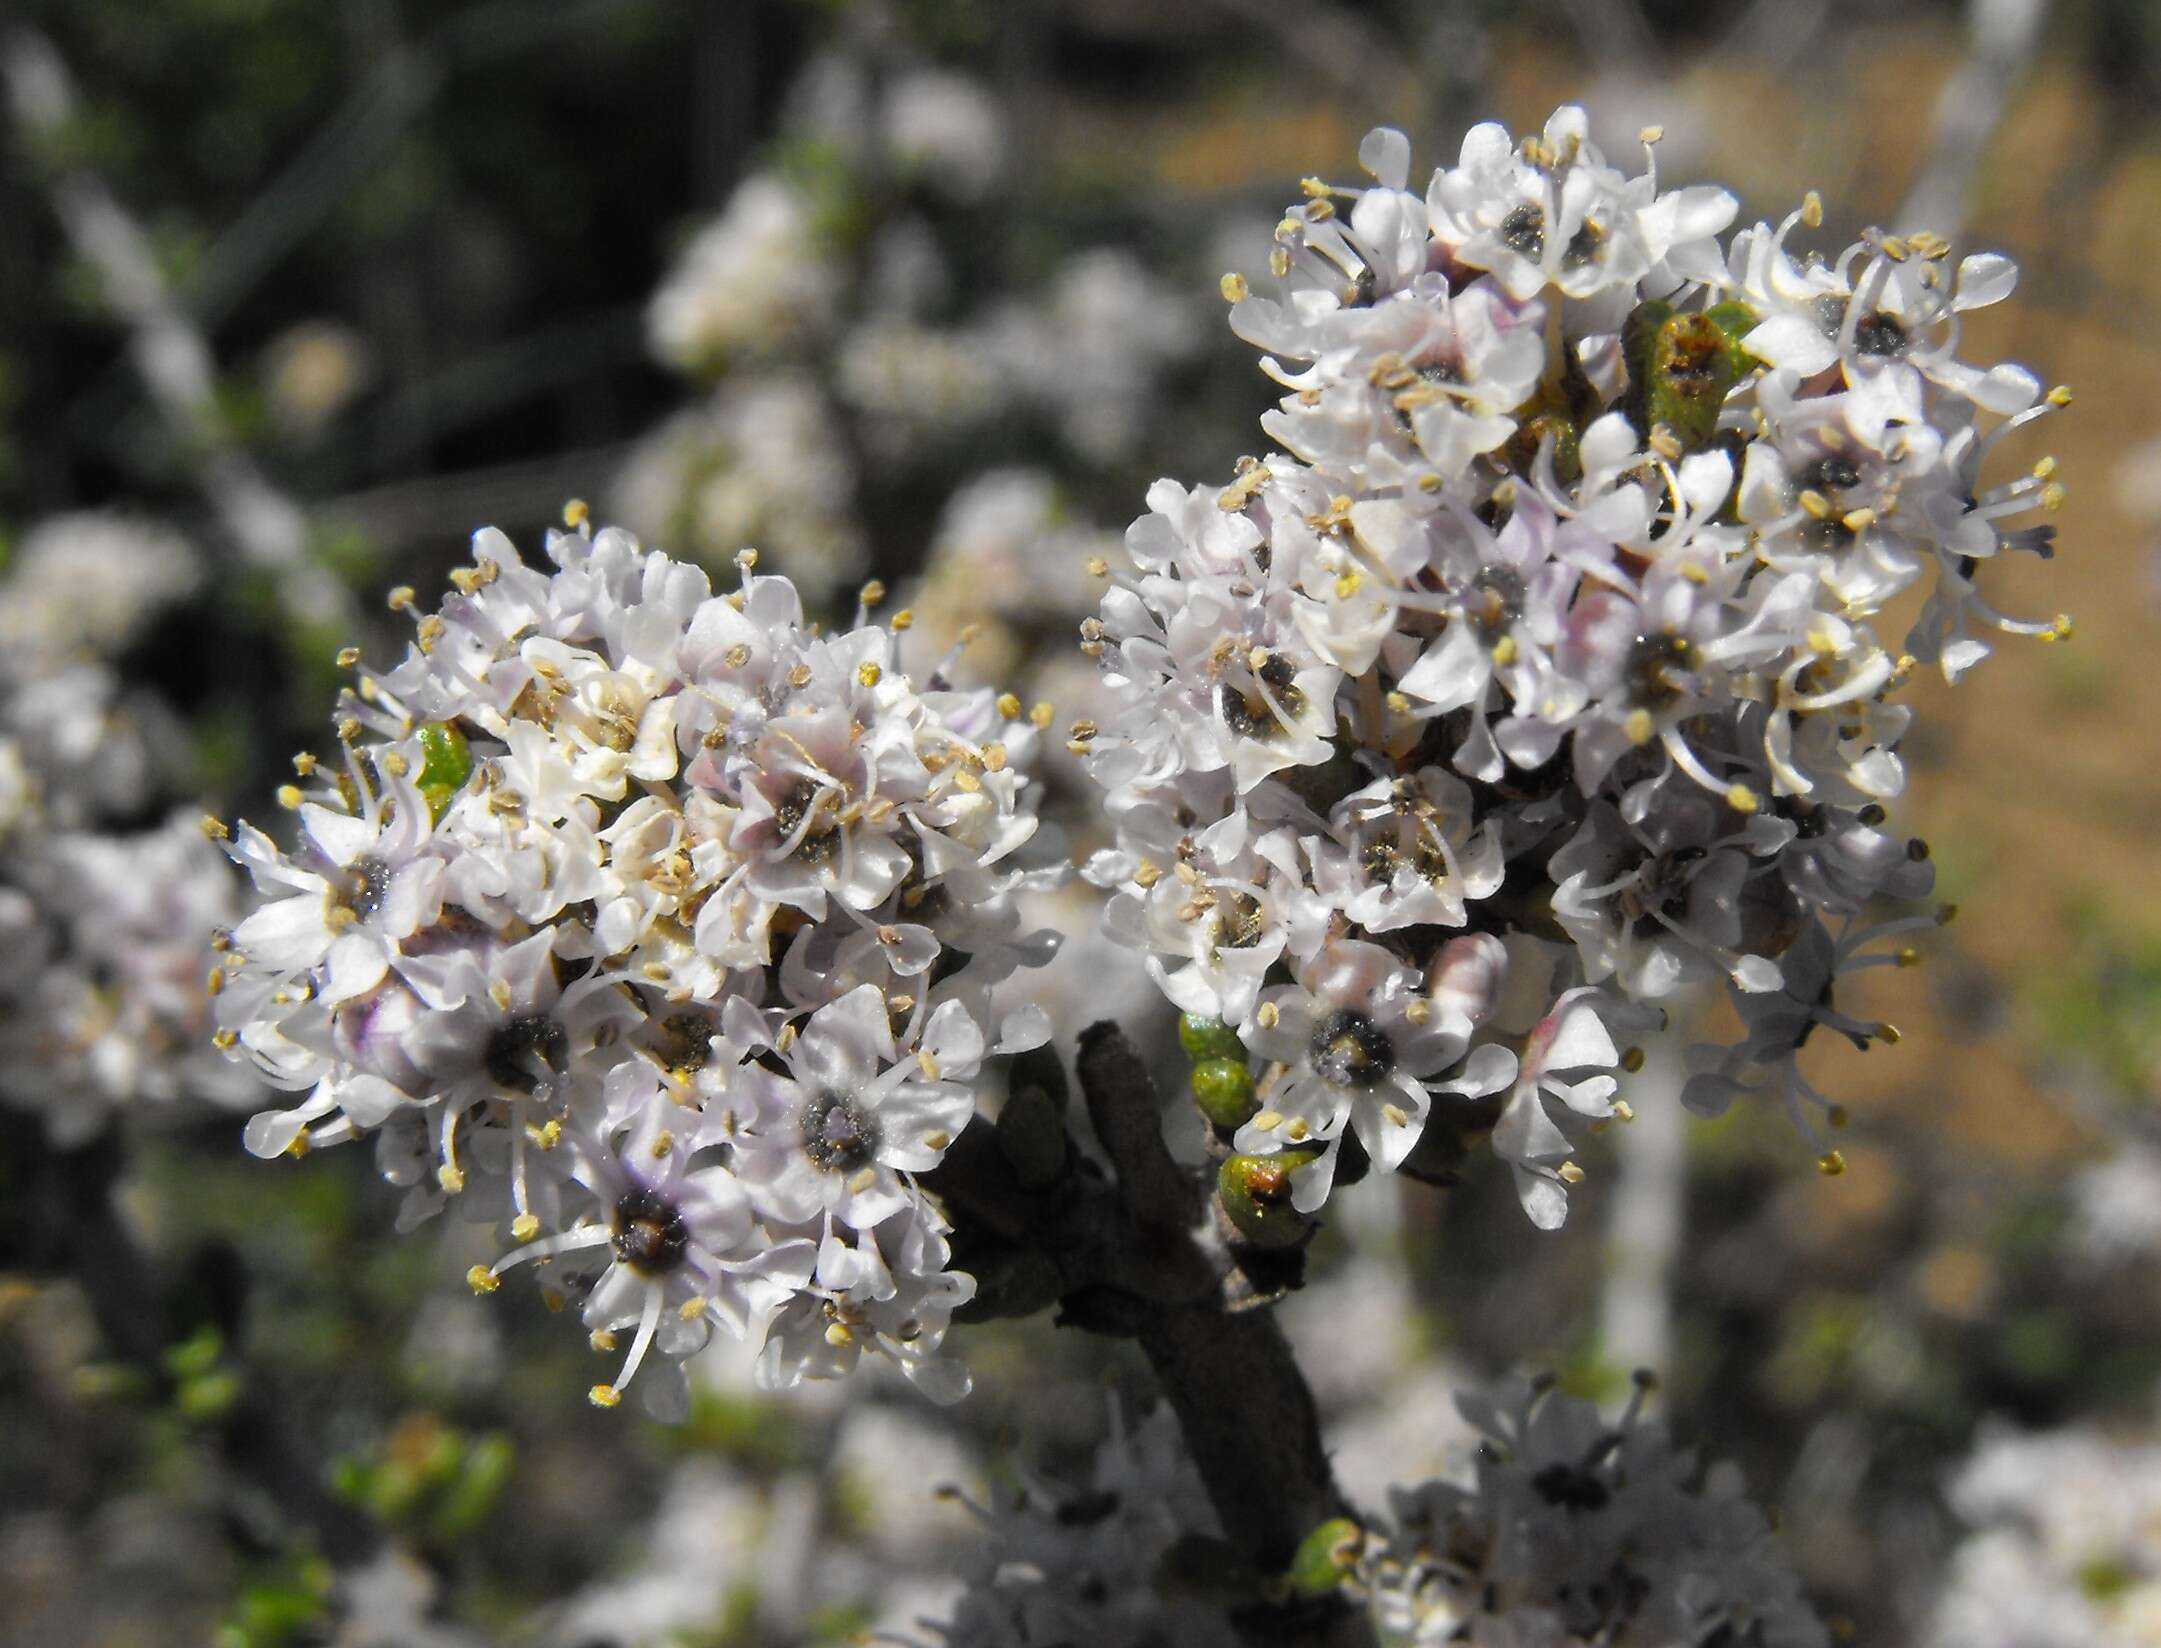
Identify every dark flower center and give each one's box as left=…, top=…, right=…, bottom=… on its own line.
left=1532, top=1461, right=1612, bottom=1513
left=801, top=1090, right=879, bottom=1175
left=1624, top=633, right=1693, bottom=711
left=1851, top=310, right=1907, bottom=358
left=337, top=855, right=392, bottom=919
left=651, top=1008, right=719, bottom=1074
left=1561, top=216, right=1603, bottom=271
left=1499, top=202, right=1546, bottom=261
left=774, top=778, right=840, bottom=864
left=612, top=1186, right=689, bottom=1275
left=486, top=1014, right=569, bottom=1095
left=1799, top=454, right=1862, bottom=494
left=1218, top=653, right=1304, bottom=740
left=1310, top=1008, right=1395, bottom=1089
left=1466, top=564, right=1527, bottom=640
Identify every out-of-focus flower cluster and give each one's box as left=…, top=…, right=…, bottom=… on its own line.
left=1081, top=107, right=2066, bottom=1226
left=916, top=1383, right=1823, bottom=1648
left=921, top=1406, right=1240, bottom=1648
left=0, top=514, right=254, bottom=1143
left=1927, top=1418, right=2161, bottom=1647
left=212, top=523, right=1058, bottom=1415
left=622, top=46, right=1197, bottom=599
left=1357, top=1377, right=1825, bottom=1647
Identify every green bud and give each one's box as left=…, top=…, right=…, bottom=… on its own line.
left=1513, top=408, right=1582, bottom=482
left=1285, top=1517, right=1365, bottom=1599
left=1217, top=1151, right=1319, bottom=1250
left=1178, top=1014, right=1246, bottom=1065
left=1190, top=1056, right=1257, bottom=1130
left=416, top=720, right=473, bottom=822
left=995, top=1086, right=1069, bottom=1190
left=1644, top=310, right=1744, bottom=453
left=1620, top=297, right=1675, bottom=433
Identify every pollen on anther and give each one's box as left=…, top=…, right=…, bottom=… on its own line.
left=510, top=1213, right=541, bottom=1242
left=467, top=1265, right=501, bottom=1295
left=588, top=1383, right=622, bottom=1408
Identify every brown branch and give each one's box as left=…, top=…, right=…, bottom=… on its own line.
left=1074, top=1022, right=1348, bottom=1572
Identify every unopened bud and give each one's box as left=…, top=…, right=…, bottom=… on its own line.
left=1218, top=1151, right=1319, bottom=1250
left=1190, top=1057, right=1258, bottom=1130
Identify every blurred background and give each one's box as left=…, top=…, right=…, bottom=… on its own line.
left=4, top=0, right=2161, bottom=1643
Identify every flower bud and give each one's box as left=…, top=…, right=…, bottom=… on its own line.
left=1217, top=1150, right=1319, bottom=1250
left=416, top=720, right=472, bottom=822
left=1285, top=1517, right=1364, bottom=1599
left=1178, top=1013, right=1246, bottom=1065
left=1190, top=1056, right=1258, bottom=1130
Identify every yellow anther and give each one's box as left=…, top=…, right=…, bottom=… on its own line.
left=996, top=692, right=1023, bottom=720
left=1801, top=191, right=1823, bottom=228
left=275, top=785, right=303, bottom=810
left=1638, top=124, right=1664, bottom=144
left=1284, top=1118, right=1310, bottom=1142
left=1797, top=489, right=1832, bottom=520
left=1624, top=709, right=1655, bottom=746
left=1726, top=783, right=1760, bottom=814
left=917, top=1050, right=942, bottom=1081
left=1491, top=634, right=1519, bottom=667
left=2032, top=455, right=2058, bottom=480
left=1251, top=1109, right=1285, bottom=1132
left=1381, top=1103, right=1410, bottom=1129
left=2046, top=384, right=2074, bottom=407
left=824, top=1321, right=855, bottom=1348
left=467, top=1265, right=501, bottom=1295
left=857, top=661, right=882, bottom=688
left=387, top=585, right=417, bottom=612
left=588, top=1383, right=622, bottom=1409
left=206, top=966, right=226, bottom=997
left=1896, top=946, right=1922, bottom=968
left=437, top=1164, right=466, bottom=1193
left=1621, top=1046, right=1646, bottom=1073
left=1087, top=556, right=1110, bottom=578
left=336, top=646, right=362, bottom=669
left=510, top=1214, right=541, bottom=1243
left=1841, top=508, right=1877, bottom=533
left=1613, top=1100, right=1635, bottom=1122
left=1335, top=569, right=1364, bottom=598
left=889, top=607, right=914, bottom=632
left=1818, top=1151, right=1846, bottom=1177
left=211, top=1027, right=239, bottom=1050
left=1557, top=1160, right=1586, bottom=1185
left=590, top=1328, right=618, bottom=1352
left=1220, top=271, right=1250, bottom=303
left=1876, top=1023, right=1901, bottom=1045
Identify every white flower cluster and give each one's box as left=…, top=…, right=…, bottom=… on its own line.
left=212, top=523, right=1056, bottom=1415
left=1357, top=1377, right=1825, bottom=1648
left=921, top=1407, right=1240, bottom=1648
left=0, top=514, right=253, bottom=1144
left=1927, top=1419, right=2161, bottom=1647
left=1081, top=107, right=2065, bottom=1225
